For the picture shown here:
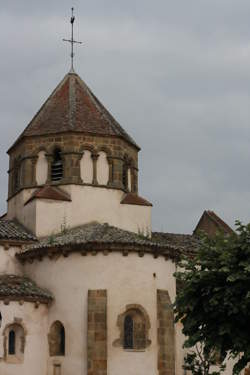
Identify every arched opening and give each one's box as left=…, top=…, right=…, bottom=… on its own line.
left=8, top=330, right=16, bottom=355
left=51, top=148, right=63, bottom=182
left=3, top=323, right=25, bottom=363
left=114, top=305, right=151, bottom=351
left=49, top=321, right=65, bottom=356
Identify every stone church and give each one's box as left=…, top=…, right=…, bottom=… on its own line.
left=0, top=47, right=242, bottom=375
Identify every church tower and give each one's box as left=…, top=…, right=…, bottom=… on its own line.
left=6, top=69, right=152, bottom=237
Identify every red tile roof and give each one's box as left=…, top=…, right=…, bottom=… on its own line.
left=25, top=185, right=71, bottom=205
left=10, top=72, right=139, bottom=151
left=120, top=193, right=152, bottom=207
left=194, top=210, right=234, bottom=235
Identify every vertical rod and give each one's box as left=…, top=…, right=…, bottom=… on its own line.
left=71, top=8, right=74, bottom=70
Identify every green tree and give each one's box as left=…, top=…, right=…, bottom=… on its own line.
left=174, top=221, right=250, bottom=374
left=183, top=344, right=225, bottom=375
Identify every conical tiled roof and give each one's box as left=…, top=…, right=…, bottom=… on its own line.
left=10, top=71, right=139, bottom=150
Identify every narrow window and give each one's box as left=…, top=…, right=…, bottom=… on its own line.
left=8, top=330, right=16, bottom=355
left=49, top=321, right=65, bottom=356
left=124, top=315, right=133, bottom=349
left=51, top=149, right=63, bottom=182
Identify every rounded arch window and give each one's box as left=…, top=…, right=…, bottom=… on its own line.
left=49, top=321, right=65, bottom=356
left=51, top=148, right=63, bottom=182
left=114, top=304, right=151, bottom=351
left=3, top=323, right=25, bottom=363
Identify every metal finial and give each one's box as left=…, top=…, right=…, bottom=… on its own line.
left=63, top=7, right=82, bottom=72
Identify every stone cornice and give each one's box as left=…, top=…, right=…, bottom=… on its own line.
left=16, top=241, right=180, bottom=264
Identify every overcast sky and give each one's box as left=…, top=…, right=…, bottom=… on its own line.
left=1, top=1, right=250, bottom=233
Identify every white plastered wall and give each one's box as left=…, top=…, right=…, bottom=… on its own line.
left=36, top=151, right=48, bottom=186
left=24, top=252, right=176, bottom=375
left=7, top=189, right=37, bottom=234
left=96, top=152, right=109, bottom=185
left=0, top=301, right=49, bottom=375
left=7, top=185, right=151, bottom=238
left=80, top=150, right=93, bottom=184
left=0, top=245, right=23, bottom=276
left=29, top=185, right=151, bottom=237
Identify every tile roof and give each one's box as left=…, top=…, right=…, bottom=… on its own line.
left=0, top=220, right=37, bottom=242
left=10, top=72, right=139, bottom=151
left=0, top=274, right=53, bottom=303
left=25, top=185, right=71, bottom=206
left=17, top=222, right=180, bottom=261
left=193, top=210, right=234, bottom=235
left=120, top=193, right=152, bottom=207
left=152, top=232, right=199, bottom=256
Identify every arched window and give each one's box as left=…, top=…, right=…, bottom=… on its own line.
left=49, top=321, right=65, bottom=356
left=3, top=323, right=25, bottom=363
left=114, top=304, right=151, bottom=351
left=8, top=330, right=16, bottom=355
left=51, top=148, right=63, bottom=182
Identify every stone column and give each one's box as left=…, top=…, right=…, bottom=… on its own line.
left=45, top=154, right=53, bottom=184
left=107, top=156, right=114, bottom=186
left=88, top=290, right=107, bottom=375
left=31, top=156, right=38, bottom=186
left=91, top=154, right=99, bottom=185
left=112, top=158, right=123, bottom=189
left=157, top=290, right=175, bottom=375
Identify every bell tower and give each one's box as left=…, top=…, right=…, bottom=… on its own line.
left=6, top=10, right=151, bottom=237
left=6, top=71, right=151, bottom=237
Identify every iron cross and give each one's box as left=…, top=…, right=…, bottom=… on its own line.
left=63, top=8, right=82, bottom=71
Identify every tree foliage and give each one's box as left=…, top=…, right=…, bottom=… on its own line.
left=174, top=221, right=250, bottom=374
left=183, top=344, right=225, bottom=375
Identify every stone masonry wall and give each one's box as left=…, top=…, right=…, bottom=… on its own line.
left=157, top=289, right=175, bottom=375
left=88, top=290, right=107, bottom=375
left=8, top=133, right=138, bottom=198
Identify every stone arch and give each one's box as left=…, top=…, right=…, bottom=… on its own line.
left=113, top=304, right=151, bottom=350
left=3, top=321, right=26, bottom=363
left=48, top=321, right=65, bottom=356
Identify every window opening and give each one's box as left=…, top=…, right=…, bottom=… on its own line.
left=51, top=149, right=63, bottom=182
left=49, top=321, right=65, bottom=356
left=8, top=330, right=16, bottom=355
left=124, top=315, right=133, bottom=349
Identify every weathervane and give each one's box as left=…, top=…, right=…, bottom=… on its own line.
left=63, top=8, right=82, bottom=72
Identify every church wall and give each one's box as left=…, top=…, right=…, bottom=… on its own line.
left=7, top=189, right=37, bottom=234
left=0, top=301, right=48, bottom=375
left=34, top=185, right=151, bottom=237
left=24, top=252, right=177, bottom=375
left=0, top=245, right=23, bottom=276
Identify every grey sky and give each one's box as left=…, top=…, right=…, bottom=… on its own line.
left=1, top=1, right=250, bottom=233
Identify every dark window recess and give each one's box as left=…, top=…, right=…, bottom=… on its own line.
left=51, top=149, right=63, bottom=182
left=122, top=164, right=128, bottom=190
left=60, top=325, right=65, bottom=356
left=8, top=330, right=16, bottom=355
left=124, top=315, right=133, bottom=349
